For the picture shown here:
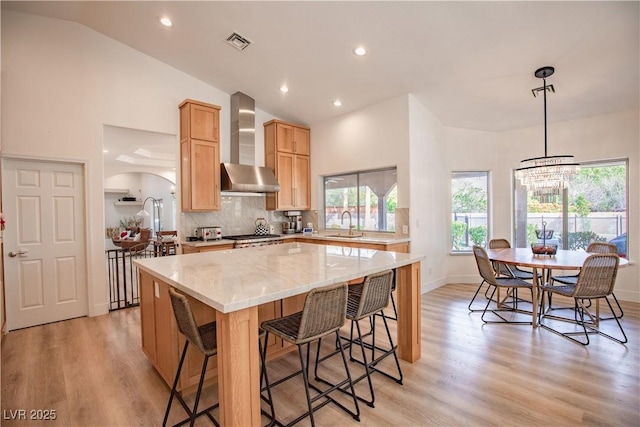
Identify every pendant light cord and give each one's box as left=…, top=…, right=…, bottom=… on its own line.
left=543, top=72, right=548, bottom=158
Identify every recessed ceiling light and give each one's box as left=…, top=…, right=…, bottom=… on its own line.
left=333, top=100, right=342, bottom=107
left=103, top=149, right=109, bottom=154
left=353, top=46, right=367, bottom=56
left=160, top=17, right=173, bottom=27
left=280, top=85, right=289, bottom=93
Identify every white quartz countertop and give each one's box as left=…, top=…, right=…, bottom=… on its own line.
left=134, top=242, right=424, bottom=314
left=283, top=233, right=410, bottom=244
left=181, top=233, right=410, bottom=247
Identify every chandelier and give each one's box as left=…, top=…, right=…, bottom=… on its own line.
left=515, top=66, right=579, bottom=203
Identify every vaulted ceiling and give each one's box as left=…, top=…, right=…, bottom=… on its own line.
left=3, top=1, right=639, bottom=132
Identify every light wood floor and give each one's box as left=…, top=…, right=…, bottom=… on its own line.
left=2, top=283, right=639, bottom=426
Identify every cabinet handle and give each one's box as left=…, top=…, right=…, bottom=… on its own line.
left=293, top=140, right=297, bottom=153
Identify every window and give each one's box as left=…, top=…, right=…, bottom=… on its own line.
left=324, top=167, right=397, bottom=232
left=514, top=159, right=628, bottom=257
left=451, top=172, right=489, bottom=252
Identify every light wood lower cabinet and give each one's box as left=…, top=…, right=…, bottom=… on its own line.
left=294, top=238, right=409, bottom=253
left=181, top=243, right=234, bottom=254
left=140, top=271, right=217, bottom=393
left=181, top=238, right=408, bottom=255
left=140, top=273, right=308, bottom=390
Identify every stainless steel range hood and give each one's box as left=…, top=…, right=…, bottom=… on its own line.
left=221, top=92, right=280, bottom=193
left=221, top=162, right=280, bottom=192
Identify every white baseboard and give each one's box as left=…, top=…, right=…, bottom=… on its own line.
left=422, top=275, right=640, bottom=304
left=90, top=302, right=110, bottom=317
left=421, top=275, right=478, bottom=294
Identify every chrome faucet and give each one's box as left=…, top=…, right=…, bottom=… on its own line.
left=341, top=210, right=354, bottom=236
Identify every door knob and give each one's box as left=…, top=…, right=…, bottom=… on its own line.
left=8, top=250, right=28, bottom=258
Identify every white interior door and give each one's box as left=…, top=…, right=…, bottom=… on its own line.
left=3, top=159, right=88, bottom=330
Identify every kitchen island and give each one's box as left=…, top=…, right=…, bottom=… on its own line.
left=135, top=242, right=424, bottom=426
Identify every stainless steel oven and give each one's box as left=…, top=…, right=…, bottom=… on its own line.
left=223, top=234, right=284, bottom=249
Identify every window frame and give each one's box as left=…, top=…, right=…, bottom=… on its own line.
left=450, top=170, right=491, bottom=254
left=322, top=166, right=398, bottom=233
left=512, top=158, right=628, bottom=256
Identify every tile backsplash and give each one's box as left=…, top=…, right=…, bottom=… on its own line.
left=180, top=197, right=408, bottom=239
left=180, top=195, right=289, bottom=237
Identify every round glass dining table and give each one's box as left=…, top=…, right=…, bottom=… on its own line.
left=485, top=247, right=628, bottom=327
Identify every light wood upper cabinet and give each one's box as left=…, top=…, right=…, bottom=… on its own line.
left=265, top=120, right=311, bottom=211
left=274, top=122, right=310, bottom=156
left=189, top=103, right=219, bottom=142
left=179, top=99, right=221, bottom=212
left=293, top=126, right=310, bottom=156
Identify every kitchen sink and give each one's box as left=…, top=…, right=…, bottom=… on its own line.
left=325, top=234, right=364, bottom=239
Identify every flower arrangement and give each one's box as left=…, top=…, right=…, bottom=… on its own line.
left=0, top=212, right=5, bottom=231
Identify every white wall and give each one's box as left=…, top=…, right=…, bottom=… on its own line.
left=1, top=11, right=231, bottom=316
left=310, top=95, right=411, bottom=216
left=408, top=95, right=449, bottom=292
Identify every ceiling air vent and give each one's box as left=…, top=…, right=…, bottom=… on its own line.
left=531, top=84, right=555, bottom=98
left=226, top=32, right=252, bottom=51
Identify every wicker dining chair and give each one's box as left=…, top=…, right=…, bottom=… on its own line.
left=164, top=288, right=275, bottom=427
left=314, top=270, right=402, bottom=408
left=260, top=283, right=360, bottom=427
left=489, top=239, right=541, bottom=280
left=549, top=242, right=623, bottom=319
left=468, top=239, right=538, bottom=312
left=539, top=253, right=626, bottom=345
left=471, top=246, right=534, bottom=324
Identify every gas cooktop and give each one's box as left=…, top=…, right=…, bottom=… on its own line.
left=224, top=234, right=282, bottom=241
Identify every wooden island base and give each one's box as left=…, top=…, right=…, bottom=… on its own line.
left=140, top=270, right=310, bottom=394
left=135, top=242, right=423, bottom=426
left=140, top=263, right=421, bottom=395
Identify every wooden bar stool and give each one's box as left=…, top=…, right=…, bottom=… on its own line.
left=260, top=283, right=360, bottom=427
left=155, top=230, right=178, bottom=257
